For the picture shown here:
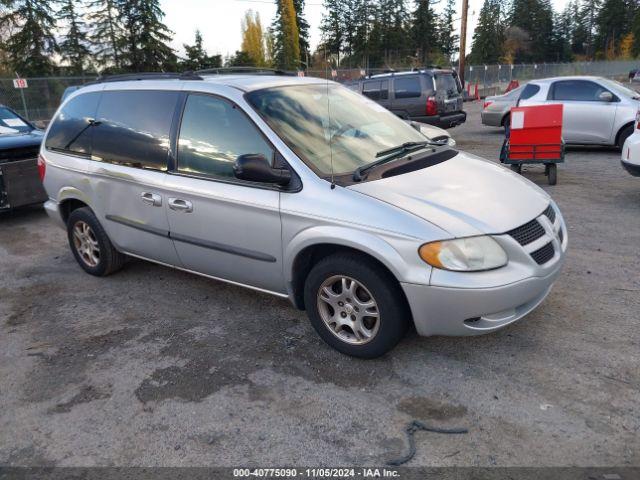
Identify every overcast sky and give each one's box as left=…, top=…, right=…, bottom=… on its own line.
left=161, top=0, right=572, bottom=60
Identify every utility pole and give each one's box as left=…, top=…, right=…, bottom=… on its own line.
left=458, top=0, right=469, bottom=88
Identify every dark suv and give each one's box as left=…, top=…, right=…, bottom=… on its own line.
left=0, top=105, right=47, bottom=211
left=347, top=69, right=466, bottom=128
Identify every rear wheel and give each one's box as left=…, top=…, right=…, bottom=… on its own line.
left=67, top=207, right=125, bottom=276
left=617, top=124, right=634, bottom=150
left=502, top=113, right=510, bottom=131
left=304, top=253, right=409, bottom=358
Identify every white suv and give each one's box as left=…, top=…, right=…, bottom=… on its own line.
left=40, top=72, right=567, bottom=358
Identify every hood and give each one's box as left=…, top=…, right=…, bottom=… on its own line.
left=348, top=151, right=550, bottom=237
left=0, top=129, right=43, bottom=150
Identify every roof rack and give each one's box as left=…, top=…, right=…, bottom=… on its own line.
left=90, top=72, right=203, bottom=84
left=196, top=67, right=294, bottom=76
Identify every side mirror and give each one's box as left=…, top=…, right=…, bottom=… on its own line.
left=233, top=153, right=291, bottom=186
left=599, top=91, right=614, bottom=102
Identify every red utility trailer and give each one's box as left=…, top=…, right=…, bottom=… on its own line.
left=500, top=103, right=564, bottom=185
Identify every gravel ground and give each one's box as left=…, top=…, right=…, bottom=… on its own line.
left=1, top=101, right=638, bottom=468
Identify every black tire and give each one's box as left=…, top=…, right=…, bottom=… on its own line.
left=510, top=163, right=522, bottom=174
left=303, top=253, right=410, bottom=358
left=547, top=164, right=557, bottom=185
left=67, top=207, right=125, bottom=276
left=617, top=124, right=634, bottom=150
left=502, top=114, right=510, bottom=131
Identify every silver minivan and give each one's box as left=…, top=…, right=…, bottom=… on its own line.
left=40, top=72, right=567, bottom=358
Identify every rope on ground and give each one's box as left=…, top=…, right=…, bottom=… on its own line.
left=386, top=420, right=469, bottom=466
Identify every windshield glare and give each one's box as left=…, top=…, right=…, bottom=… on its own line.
left=0, top=107, right=32, bottom=134
left=246, top=84, right=427, bottom=175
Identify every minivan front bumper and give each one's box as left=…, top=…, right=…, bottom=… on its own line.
left=402, top=263, right=563, bottom=337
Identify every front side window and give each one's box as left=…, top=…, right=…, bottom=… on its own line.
left=177, top=94, right=274, bottom=180
left=394, top=77, right=422, bottom=99
left=45, top=92, right=100, bottom=155
left=91, top=90, right=179, bottom=170
left=246, top=84, right=427, bottom=175
left=550, top=80, right=611, bottom=102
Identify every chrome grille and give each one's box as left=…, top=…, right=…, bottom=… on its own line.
left=531, top=242, right=555, bottom=265
left=507, top=219, right=546, bottom=246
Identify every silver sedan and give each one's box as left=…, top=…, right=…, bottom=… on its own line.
left=481, top=85, right=524, bottom=128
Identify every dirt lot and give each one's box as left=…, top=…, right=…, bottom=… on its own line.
left=1, top=101, right=639, bottom=468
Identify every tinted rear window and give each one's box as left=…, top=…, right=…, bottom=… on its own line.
left=91, top=90, right=179, bottom=170
left=435, top=74, right=459, bottom=97
left=45, top=92, right=100, bottom=155
left=394, top=77, right=422, bottom=99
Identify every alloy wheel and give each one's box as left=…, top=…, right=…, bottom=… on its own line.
left=316, top=275, right=380, bottom=345
left=72, top=220, right=100, bottom=267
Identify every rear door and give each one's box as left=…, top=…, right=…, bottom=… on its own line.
left=86, top=89, right=182, bottom=265
left=546, top=80, right=617, bottom=143
left=163, top=92, right=285, bottom=294
left=390, top=75, right=424, bottom=118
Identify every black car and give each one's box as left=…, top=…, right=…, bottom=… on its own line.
left=347, top=68, right=466, bottom=128
left=0, top=105, right=47, bottom=211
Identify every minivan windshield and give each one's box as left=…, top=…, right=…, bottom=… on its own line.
left=246, top=84, right=427, bottom=175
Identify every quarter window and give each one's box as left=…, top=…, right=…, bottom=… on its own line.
left=45, top=92, right=101, bottom=155
left=394, top=77, right=422, bottom=99
left=177, top=94, right=274, bottom=181
left=550, top=80, right=611, bottom=102
left=519, top=84, right=540, bottom=101
left=91, top=90, right=179, bottom=170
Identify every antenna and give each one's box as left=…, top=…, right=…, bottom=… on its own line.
left=325, top=48, right=336, bottom=190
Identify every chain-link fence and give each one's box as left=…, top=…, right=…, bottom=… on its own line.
left=0, top=76, right=91, bottom=122
left=2, top=60, right=639, bottom=122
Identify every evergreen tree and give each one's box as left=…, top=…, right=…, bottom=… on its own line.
left=241, top=10, right=266, bottom=66
left=87, top=0, right=124, bottom=71
left=319, top=0, right=344, bottom=59
left=551, top=5, right=573, bottom=62
left=378, top=0, right=411, bottom=65
left=58, top=0, right=92, bottom=74
left=632, top=9, right=640, bottom=57
left=271, top=0, right=300, bottom=69
left=594, top=0, right=633, bottom=58
left=272, top=0, right=308, bottom=67
left=181, top=30, right=220, bottom=70
left=118, top=0, right=176, bottom=71
left=0, top=0, right=58, bottom=75
left=411, top=0, right=438, bottom=65
left=509, top=0, right=554, bottom=62
left=439, top=0, right=459, bottom=63
left=469, top=0, right=504, bottom=64
left=580, top=0, right=601, bottom=58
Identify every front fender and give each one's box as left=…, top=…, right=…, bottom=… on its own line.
left=283, top=225, right=431, bottom=286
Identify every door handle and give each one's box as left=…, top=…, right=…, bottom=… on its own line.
left=168, top=197, right=193, bottom=213
left=140, top=192, right=162, bottom=207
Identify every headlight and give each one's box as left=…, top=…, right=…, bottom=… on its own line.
left=418, top=236, right=507, bottom=272
left=446, top=137, right=456, bottom=147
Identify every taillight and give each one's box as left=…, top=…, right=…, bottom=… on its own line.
left=426, top=97, right=437, bottom=116
left=37, top=154, right=46, bottom=182
left=483, top=101, right=493, bottom=109
left=636, top=109, right=640, bottom=129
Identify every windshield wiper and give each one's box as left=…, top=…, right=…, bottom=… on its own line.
left=353, top=141, right=438, bottom=181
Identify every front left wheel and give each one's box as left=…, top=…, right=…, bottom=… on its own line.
left=618, top=124, right=634, bottom=150
left=303, top=253, right=410, bottom=358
